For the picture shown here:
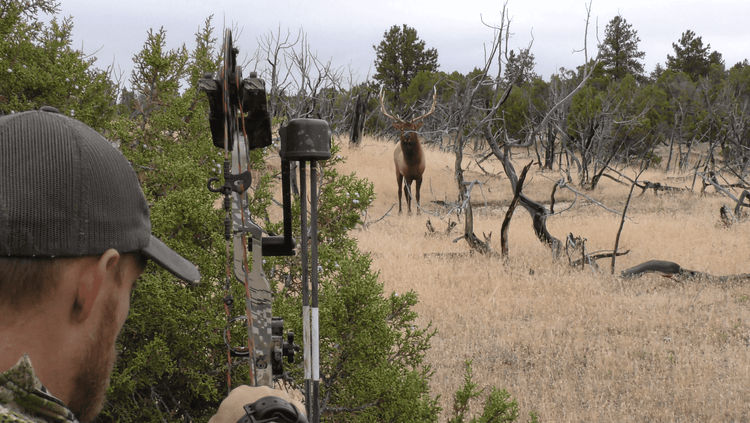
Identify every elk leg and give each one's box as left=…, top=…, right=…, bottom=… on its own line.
left=405, top=178, right=413, bottom=214
left=415, top=177, right=422, bottom=215
left=396, top=172, right=404, bottom=214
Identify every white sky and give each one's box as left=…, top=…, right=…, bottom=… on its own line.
left=50, top=0, right=750, bottom=89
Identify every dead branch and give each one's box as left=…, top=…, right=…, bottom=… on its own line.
left=599, top=172, right=631, bottom=187
left=638, top=180, right=686, bottom=196
left=485, top=134, right=562, bottom=256
left=697, top=171, right=739, bottom=201
left=456, top=181, right=497, bottom=256
left=599, top=161, right=686, bottom=196
left=565, top=233, right=588, bottom=270
left=570, top=249, right=629, bottom=268
left=735, top=189, right=750, bottom=216
left=720, top=204, right=737, bottom=228
left=474, top=157, right=499, bottom=176
left=426, top=218, right=435, bottom=234
left=612, top=168, right=644, bottom=274
left=550, top=176, right=635, bottom=221
left=446, top=219, right=458, bottom=234
left=548, top=178, right=577, bottom=216
left=361, top=203, right=396, bottom=229
left=550, top=182, right=559, bottom=214
left=719, top=189, right=750, bottom=227
left=425, top=218, right=457, bottom=236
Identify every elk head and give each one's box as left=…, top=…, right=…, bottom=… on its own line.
left=379, top=87, right=437, bottom=214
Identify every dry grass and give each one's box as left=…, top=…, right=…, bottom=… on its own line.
left=335, top=135, right=750, bottom=422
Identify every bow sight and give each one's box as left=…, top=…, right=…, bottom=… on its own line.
left=199, top=29, right=330, bottom=422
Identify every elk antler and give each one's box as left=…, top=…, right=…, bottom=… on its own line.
left=410, top=86, right=437, bottom=124
left=379, top=87, right=405, bottom=123
left=379, top=85, right=438, bottom=124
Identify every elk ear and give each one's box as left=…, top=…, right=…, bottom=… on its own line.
left=393, top=122, right=404, bottom=131
left=414, top=121, right=424, bottom=130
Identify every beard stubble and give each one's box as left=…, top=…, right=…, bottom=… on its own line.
left=66, top=292, right=119, bottom=423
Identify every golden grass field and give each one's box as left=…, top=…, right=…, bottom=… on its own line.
left=333, top=135, right=750, bottom=422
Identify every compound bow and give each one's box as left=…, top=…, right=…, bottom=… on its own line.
left=200, top=29, right=295, bottom=389
left=199, top=29, right=330, bottom=423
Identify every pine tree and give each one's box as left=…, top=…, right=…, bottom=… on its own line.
left=666, top=30, right=714, bottom=81
left=598, top=15, right=645, bottom=81
left=373, top=24, right=439, bottom=108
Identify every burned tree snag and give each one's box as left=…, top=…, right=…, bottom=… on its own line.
left=501, top=161, right=532, bottom=259
left=486, top=135, right=562, bottom=256
left=349, top=92, right=369, bottom=146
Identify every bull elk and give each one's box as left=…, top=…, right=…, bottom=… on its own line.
left=379, top=87, right=437, bottom=214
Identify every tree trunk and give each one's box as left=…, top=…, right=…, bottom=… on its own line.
left=544, top=123, right=555, bottom=169
left=349, top=93, right=368, bottom=146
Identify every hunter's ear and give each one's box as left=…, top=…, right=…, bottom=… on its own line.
left=75, top=249, right=120, bottom=321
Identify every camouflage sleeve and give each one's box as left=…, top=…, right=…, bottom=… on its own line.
left=0, top=356, right=77, bottom=423
left=0, top=403, right=39, bottom=423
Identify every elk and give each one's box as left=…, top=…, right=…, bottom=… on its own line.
left=379, top=87, right=437, bottom=214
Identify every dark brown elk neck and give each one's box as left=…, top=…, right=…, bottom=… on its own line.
left=399, top=133, right=423, bottom=164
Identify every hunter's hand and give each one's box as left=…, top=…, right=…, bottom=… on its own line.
left=209, top=385, right=306, bottom=423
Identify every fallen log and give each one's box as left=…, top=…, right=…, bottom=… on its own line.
left=621, top=260, right=750, bottom=284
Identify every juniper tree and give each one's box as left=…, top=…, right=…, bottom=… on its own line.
left=0, top=0, right=115, bottom=127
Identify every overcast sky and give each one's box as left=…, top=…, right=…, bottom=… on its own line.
left=50, top=0, right=750, bottom=90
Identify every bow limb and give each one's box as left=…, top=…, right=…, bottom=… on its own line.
left=232, top=133, right=275, bottom=388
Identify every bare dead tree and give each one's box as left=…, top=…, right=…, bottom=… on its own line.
left=479, top=3, right=643, bottom=267
left=445, top=2, right=602, bottom=257
left=283, top=32, right=344, bottom=120
left=249, top=25, right=300, bottom=119
left=447, top=4, right=515, bottom=254
left=488, top=138, right=562, bottom=256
